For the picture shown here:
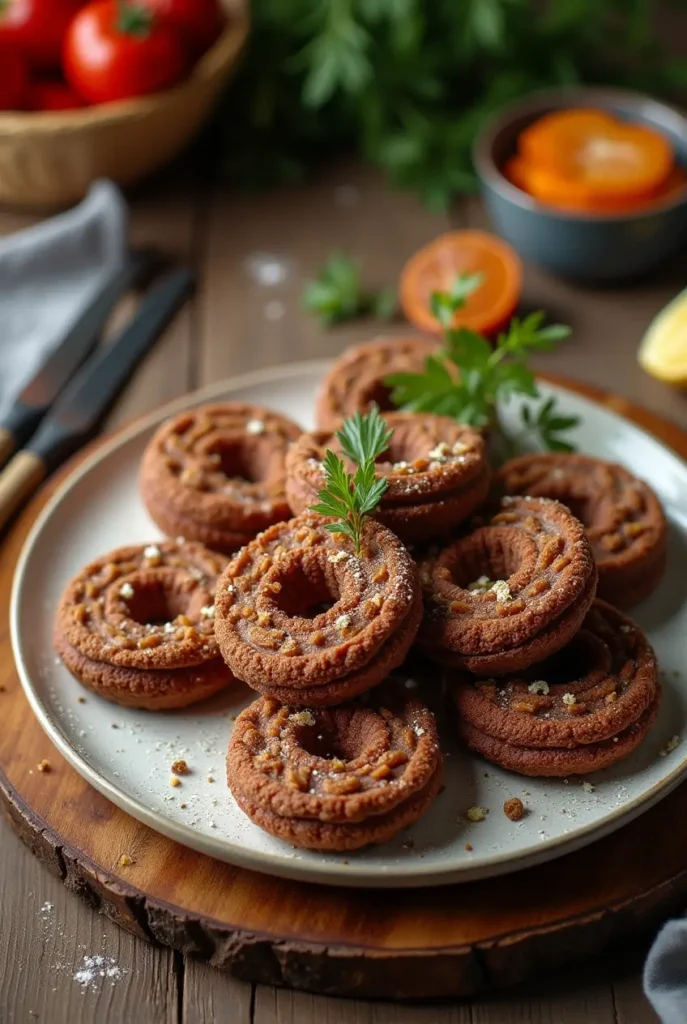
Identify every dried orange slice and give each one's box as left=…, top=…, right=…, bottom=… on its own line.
left=507, top=155, right=687, bottom=215
left=399, top=230, right=523, bottom=336
left=519, top=108, right=673, bottom=201
left=502, top=155, right=530, bottom=192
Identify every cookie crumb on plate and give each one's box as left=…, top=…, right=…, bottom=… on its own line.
left=503, top=797, right=525, bottom=821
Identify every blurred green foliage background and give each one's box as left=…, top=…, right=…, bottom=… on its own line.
left=220, top=0, right=687, bottom=208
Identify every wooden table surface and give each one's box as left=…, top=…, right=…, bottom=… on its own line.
left=3, top=155, right=686, bottom=1023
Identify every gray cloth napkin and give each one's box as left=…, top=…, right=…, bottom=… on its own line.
left=644, top=919, right=687, bottom=1022
left=0, top=180, right=127, bottom=420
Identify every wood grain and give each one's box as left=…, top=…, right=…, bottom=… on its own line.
left=0, top=823, right=179, bottom=1024
left=198, top=160, right=450, bottom=383
left=105, top=165, right=204, bottom=430
left=183, top=962, right=253, bottom=1024
left=0, top=374, right=685, bottom=1003
left=253, top=989, right=470, bottom=1023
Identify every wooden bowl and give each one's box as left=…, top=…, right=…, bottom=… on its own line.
left=0, top=0, right=249, bottom=210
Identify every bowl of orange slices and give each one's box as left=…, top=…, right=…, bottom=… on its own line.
left=474, top=87, right=687, bottom=281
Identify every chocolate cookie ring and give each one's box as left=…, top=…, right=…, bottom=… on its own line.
left=55, top=541, right=235, bottom=709
left=315, top=336, right=438, bottom=431
left=214, top=513, right=422, bottom=707
left=417, top=496, right=598, bottom=675
left=286, top=412, right=490, bottom=544
left=447, top=601, right=660, bottom=776
left=140, top=403, right=302, bottom=553
left=227, top=691, right=443, bottom=850
left=497, top=453, right=667, bottom=608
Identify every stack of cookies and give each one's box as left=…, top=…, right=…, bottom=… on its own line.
left=53, top=337, right=668, bottom=852
left=54, top=403, right=304, bottom=712
left=416, top=467, right=663, bottom=776
left=310, top=342, right=666, bottom=783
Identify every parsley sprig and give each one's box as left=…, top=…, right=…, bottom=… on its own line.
left=303, top=251, right=396, bottom=327
left=387, top=274, right=578, bottom=456
left=309, top=406, right=393, bottom=554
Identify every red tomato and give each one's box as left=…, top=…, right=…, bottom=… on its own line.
left=63, top=1, right=187, bottom=104
left=27, top=80, right=85, bottom=111
left=0, top=49, right=29, bottom=109
left=143, top=0, right=224, bottom=58
left=0, top=0, right=85, bottom=70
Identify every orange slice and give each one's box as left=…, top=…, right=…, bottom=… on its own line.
left=399, top=230, right=523, bottom=336
left=502, top=155, right=531, bottom=192
left=519, top=108, right=673, bottom=201
left=506, top=155, right=687, bottom=214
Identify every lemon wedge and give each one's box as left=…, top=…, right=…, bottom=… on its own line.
left=639, top=289, right=687, bottom=385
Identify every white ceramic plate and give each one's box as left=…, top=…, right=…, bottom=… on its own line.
left=11, top=361, right=687, bottom=888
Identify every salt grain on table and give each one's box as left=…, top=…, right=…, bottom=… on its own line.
left=244, top=253, right=291, bottom=287
left=73, top=954, right=126, bottom=990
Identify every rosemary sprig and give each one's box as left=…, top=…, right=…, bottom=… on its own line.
left=309, top=406, right=393, bottom=554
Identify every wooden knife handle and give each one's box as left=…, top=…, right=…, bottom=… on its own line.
left=0, top=451, right=46, bottom=532
left=0, top=427, right=15, bottom=468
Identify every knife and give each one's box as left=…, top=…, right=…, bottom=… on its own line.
left=0, top=267, right=194, bottom=532
left=0, top=248, right=156, bottom=470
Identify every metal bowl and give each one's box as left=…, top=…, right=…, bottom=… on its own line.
left=473, top=87, right=687, bottom=281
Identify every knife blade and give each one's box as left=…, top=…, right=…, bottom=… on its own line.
left=0, top=267, right=194, bottom=532
left=0, top=248, right=156, bottom=469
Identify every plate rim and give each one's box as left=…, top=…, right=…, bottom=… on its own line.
left=11, top=360, right=687, bottom=889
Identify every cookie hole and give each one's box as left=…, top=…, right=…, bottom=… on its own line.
left=208, top=440, right=262, bottom=484
left=295, top=710, right=379, bottom=761
left=372, top=430, right=425, bottom=467
left=374, top=433, right=408, bottom=465
left=296, top=724, right=349, bottom=761
left=523, top=630, right=609, bottom=686
left=358, top=380, right=395, bottom=416
left=272, top=561, right=340, bottom=619
left=446, top=531, right=524, bottom=589
left=560, top=495, right=595, bottom=528
left=125, top=579, right=191, bottom=626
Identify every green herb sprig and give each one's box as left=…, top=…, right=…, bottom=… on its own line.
left=309, top=406, right=392, bottom=553
left=303, top=251, right=397, bottom=327
left=387, top=274, right=578, bottom=456
left=220, top=1, right=681, bottom=210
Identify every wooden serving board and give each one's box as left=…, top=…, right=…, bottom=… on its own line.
left=2, top=376, right=686, bottom=1001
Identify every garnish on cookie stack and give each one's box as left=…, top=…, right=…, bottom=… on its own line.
left=287, top=405, right=491, bottom=543
left=218, top=408, right=445, bottom=849
left=386, top=272, right=579, bottom=461
left=214, top=408, right=423, bottom=707
left=308, top=405, right=395, bottom=555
